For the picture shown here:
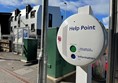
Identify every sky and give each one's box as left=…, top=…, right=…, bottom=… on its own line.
left=0, top=0, right=110, bottom=28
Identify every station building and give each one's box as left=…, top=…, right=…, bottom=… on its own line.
left=10, top=5, right=62, bottom=52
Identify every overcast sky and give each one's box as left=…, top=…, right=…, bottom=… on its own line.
left=0, top=0, right=110, bottom=28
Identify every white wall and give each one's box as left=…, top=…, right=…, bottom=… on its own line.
left=11, top=5, right=62, bottom=44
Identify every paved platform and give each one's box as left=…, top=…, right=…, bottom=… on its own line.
left=0, top=52, right=102, bottom=83
left=0, top=52, right=37, bottom=83
left=0, top=52, right=75, bottom=83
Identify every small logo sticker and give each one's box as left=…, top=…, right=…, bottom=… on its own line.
left=58, top=36, right=61, bottom=42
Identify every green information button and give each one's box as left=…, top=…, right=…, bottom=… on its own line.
left=70, top=45, right=76, bottom=52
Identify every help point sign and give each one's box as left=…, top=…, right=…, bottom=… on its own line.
left=57, top=14, right=107, bottom=66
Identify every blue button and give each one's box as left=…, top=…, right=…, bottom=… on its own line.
left=71, top=54, right=76, bottom=59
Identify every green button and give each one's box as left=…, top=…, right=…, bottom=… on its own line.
left=70, top=45, right=76, bottom=52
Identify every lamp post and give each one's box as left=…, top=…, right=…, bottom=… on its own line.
left=37, top=0, right=48, bottom=83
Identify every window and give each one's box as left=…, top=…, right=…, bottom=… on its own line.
left=26, top=13, right=28, bottom=19
left=14, top=26, right=17, bottom=28
left=14, top=16, right=17, bottom=21
left=25, top=24, right=28, bottom=27
left=31, top=23, right=35, bottom=32
left=15, top=9, right=20, bottom=16
left=61, top=16, right=63, bottom=20
left=18, top=14, right=21, bottom=27
left=10, top=16, right=14, bottom=22
left=30, top=10, right=36, bottom=18
left=48, top=13, right=52, bottom=27
left=11, top=27, right=13, bottom=32
left=18, top=21, right=20, bottom=27
left=26, top=5, right=32, bottom=13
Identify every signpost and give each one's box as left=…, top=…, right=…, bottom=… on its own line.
left=57, top=6, right=107, bottom=83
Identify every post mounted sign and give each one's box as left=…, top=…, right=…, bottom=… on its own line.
left=57, top=14, right=107, bottom=66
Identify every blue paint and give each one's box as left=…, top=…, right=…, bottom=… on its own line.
left=69, top=25, right=95, bottom=31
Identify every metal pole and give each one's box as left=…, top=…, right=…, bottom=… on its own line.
left=37, top=0, right=48, bottom=83
left=0, top=24, right=1, bottom=40
left=107, top=0, right=117, bottom=83
left=107, top=0, right=113, bottom=82
left=22, top=28, right=24, bottom=56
